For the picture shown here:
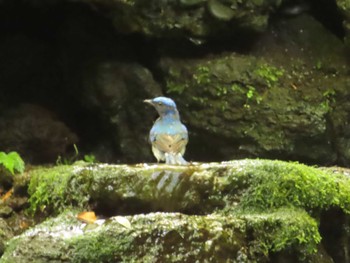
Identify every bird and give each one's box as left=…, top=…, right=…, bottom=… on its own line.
left=144, top=97, right=188, bottom=165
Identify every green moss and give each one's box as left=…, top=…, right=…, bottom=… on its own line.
left=320, top=88, right=336, bottom=112
left=239, top=208, right=321, bottom=258
left=192, top=96, right=209, bottom=105
left=166, top=80, right=188, bottom=95
left=27, top=160, right=350, bottom=218
left=27, top=164, right=91, bottom=215
left=193, top=65, right=211, bottom=85
left=69, top=213, right=247, bottom=263
left=254, top=63, right=284, bottom=87
left=71, top=232, right=134, bottom=263
left=3, top=209, right=322, bottom=262
left=165, top=67, right=189, bottom=95
left=221, top=160, right=350, bottom=213
left=5, top=160, right=350, bottom=261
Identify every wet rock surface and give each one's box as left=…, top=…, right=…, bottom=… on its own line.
left=1, top=160, right=350, bottom=262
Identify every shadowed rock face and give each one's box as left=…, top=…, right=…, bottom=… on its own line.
left=0, top=0, right=349, bottom=166
left=1, top=160, right=349, bottom=262
left=88, top=0, right=277, bottom=38
left=0, top=104, right=78, bottom=163
left=0, top=1, right=162, bottom=164
left=336, top=0, right=350, bottom=44
left=159, top=14, right=350, bottom=165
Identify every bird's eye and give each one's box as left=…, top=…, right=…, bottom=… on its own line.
left=158, top=102, right=163, bottom=106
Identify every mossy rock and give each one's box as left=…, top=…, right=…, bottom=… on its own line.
left=26, top=160, right=350, bottom=216
left=0, top=219, right=13, bottom=257
left=160, top=53, right=333, bottom=162
left=83, top=0, right=281, bottom=38
left=0, top=209, right=325, bottom=263
left=2, top=159, right=349, bottom=261
left=336, top=0, right=350, bottom=47
left=158, top=14, right=350, bottom=165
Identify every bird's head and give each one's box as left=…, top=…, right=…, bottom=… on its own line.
left=144, top=97, right=178, bottom=116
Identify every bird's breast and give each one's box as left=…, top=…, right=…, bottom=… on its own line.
left=151, top=133, right=187, bottom=154
left=151, top=119, right=187, bottom=135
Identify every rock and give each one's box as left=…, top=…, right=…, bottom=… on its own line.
left=0, top=206, right=12, bottom=218
left=0, top=210, right=320, bottom=263
left=336, top=0, right=350, bottom=45
left=2, top=160, right=350, bottom=262
left=207, top=0, right=235, bottom=21
left=83, top=0, right=281, bottom=38
left=0, top=0, right=348, bottom=167
left=0, top=104, right=78, bottom=164
left=158, top=14, right=350, bottom=165
left=80, top=61, right=162, bottom=163
left=45, top=3, right=163, bottom=163
left=0, top=219, right=13, bottom=257
left=25, top=160, right=350, bottom=217
left=255, top=14, right=347, bottom=71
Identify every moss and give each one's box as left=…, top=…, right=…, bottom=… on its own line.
left=39, top=161, right=350, bottom=216
left=165, top=67, right=189, bottom=95
left=106, top=0, right=273, bottom=37
left=0, top=219, right=13, bottom=256
left=27, top=163, right=217, bottom=215
left=164, top=56, right=284, bottom=116
left=27, top=163, right=91, bottom=215
left=166, top=80, right=188, bottom=95
left=254, top=63, right=284, bottom=88
left=193, top=65, right=211, bottom=85
left=2, top=209, right=322, bottom=262
left=66, top=212, right=248, bottom=263
left=0, top=209, right=79, bottom=262
left=219, top=160, right=350, bottom=213
left=18, top=160, right=350, bottom=261
left=27, top=160, right=350, bottom=217
left=320, top=88, right=336, bottom=113
left=238, top=208, right=321, bottom=258
left=160, top=49, right=344, bottom=162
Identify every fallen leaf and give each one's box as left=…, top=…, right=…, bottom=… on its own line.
left=113, top=216, right=131, bottom=229
left=1, top=188, right=13, bottom=202
left=77, top=211, right=97, bottom=224
left=20, top=220, right=29, bottom=230
left=290, top=83, right=298, bottom=90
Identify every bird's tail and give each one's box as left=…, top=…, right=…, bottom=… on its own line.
left=165, top=153, right=188, bottom=165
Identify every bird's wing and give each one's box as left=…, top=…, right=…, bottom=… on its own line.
left=152, top=133, right=188, bottom=154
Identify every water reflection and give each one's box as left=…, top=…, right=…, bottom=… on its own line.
left=149, top=169, right=194, bottom=212
left=152, top=170, right=182, bottom=193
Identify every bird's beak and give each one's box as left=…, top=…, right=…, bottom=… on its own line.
left=144, top=99, right=153, bottom=105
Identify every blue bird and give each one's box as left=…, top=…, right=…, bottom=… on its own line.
left=144, top=97, right=188, bottom=165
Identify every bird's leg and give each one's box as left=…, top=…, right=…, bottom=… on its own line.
left=175, top=153, right=188, bottom=165
left=165, top=153, right=175, bottom=164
